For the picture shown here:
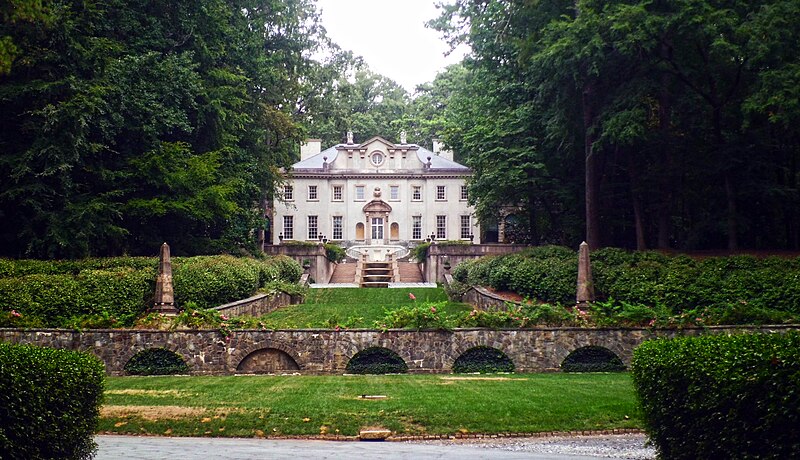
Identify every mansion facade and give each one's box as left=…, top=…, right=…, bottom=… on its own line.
left=272, top=135, right=479, bottom=247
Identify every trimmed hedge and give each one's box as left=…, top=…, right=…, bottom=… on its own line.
left=345, top=347, right=409, bottom=374
left=451, top=247, right=800, bottom=324
left=561, top=346, right=625, bottom=372
left=631, top=332, right=800, bottom=459
left=453, top=346, right=515, bottom=373
left=0, top=342, right=105, bottom=459
left=0, top=255, right=302, bottom=328
left=124, top=348, right=189, bottom=375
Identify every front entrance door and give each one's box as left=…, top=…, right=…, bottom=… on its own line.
left=371, top=217, right=384, bottom=241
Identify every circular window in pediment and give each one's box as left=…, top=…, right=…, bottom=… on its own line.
left=370, top=151, right=385, bottom=166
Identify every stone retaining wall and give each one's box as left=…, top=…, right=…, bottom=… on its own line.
left=461, top=286, right=522, bottom=311
left=2, top=326, right=795, bottom=376
left=424, top=244, right=527, bottom=282
left=213, top=292, right=300, bottom=317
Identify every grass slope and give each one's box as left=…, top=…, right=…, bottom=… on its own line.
left=261, top=288, right=472, bottom=329
left=100, top=374, right=639, bottom=437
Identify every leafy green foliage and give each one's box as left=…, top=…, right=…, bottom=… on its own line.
left=561, top=346, right=626, bottom=373
left=0, top=0, right=316, bottom=258
left=453, top=346, right=514, bottom=374
left=375, top=302, right=451, bottom=331
left=453, top=248, right=800, bottom=325
left=0, top=255, right=301, bottom=327
left=430, top=0, right=800, bottom=250
left=124, top=348, right=189, bottom=376
left=631, top=332, right=800, bottom=458
left=0, top=343, right=105, bottom=459
left=345, top=347, right=408, bottom=375
left=323, top=243, right=345, bottom=263
left=410, top=242, right=431, bottom=262
left=298, top=50, right=410, bottom=147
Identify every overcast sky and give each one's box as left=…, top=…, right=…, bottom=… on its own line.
left=315, top=0, right=468, bottom=93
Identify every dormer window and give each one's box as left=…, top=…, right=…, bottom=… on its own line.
left=370, top=151, right=385, bottom=166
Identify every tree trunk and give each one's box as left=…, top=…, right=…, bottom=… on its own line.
left=657, top=46, right=673, bottom=249
left=527, top=182, right=539, bottom=244
left=627, top=149, right=647, bottom=250
left=713, top=106, right=737, bottom=250
left=583, top=81, right=601, bottom=250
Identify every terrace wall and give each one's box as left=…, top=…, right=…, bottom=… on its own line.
left=2, top=326, right=795, bottom=376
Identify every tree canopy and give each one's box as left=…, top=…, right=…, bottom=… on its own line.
left=431, top=0, right=800, bottom=250
left=2, top=0, right=798, bottom=257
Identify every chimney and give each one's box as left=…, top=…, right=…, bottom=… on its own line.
left=300, top=139, right=322, bottom=161
left=432, top=139, right=453, bottom=161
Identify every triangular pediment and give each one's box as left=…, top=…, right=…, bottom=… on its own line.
left=357, top=136, right=395, bottom=149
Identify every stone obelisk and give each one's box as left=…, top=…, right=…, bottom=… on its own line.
left=152, top=242, right=179, bottom=315
left=576, top=241, right=595, bottom=307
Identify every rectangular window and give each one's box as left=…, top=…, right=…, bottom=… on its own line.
left=332, top=216, right=343, bottom=240
left=333, top=185, right=342, bottom=201
left=412, top=185, right=422, bottom=201
left=390, top=185, right=399, bottom=200
left=436, top=185, right=446, bottom=200
left=283, top=216, right=294, bottom=240
left=461, top=215, right=472, bottom=239
left=460, top=185, right=468, bottom=201
left=307, top=215, right=318, bottom=240
left=412, top=216, right=422, bottom=240
left=284, top=185, right=293, bottom=201
left=371, top=217, right=384, bottom=240
left=436, top=215, right=447, bottom=239
left=355, top=185, right=365, bottom=200
left=308, top=185, right=318, bottom=200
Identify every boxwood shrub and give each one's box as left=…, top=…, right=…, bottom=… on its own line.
left=0, top=255, right=302, bottom=328
left=0, top=342, right=105, bottom=459
left=631, top=332, right=800, bottom=459
left=450, top=247, right=800, bottom=323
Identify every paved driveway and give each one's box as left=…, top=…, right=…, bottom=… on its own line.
left=95, top=435, right=614, bottom=460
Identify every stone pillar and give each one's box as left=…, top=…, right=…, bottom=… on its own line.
left=576, top=241, right=595, bottom=306
left=152, top=242, right=180, bottom=315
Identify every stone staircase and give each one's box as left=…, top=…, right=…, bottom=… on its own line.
left=360, top=259, right=394, bottom=287
left=327, top=258, right=425, bottom=286
left=397, top=262, right=423, bottom=283
left=328, top=262, right=357, bottom=284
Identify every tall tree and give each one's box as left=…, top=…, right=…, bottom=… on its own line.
left=0, top=0, right=316, bottom=257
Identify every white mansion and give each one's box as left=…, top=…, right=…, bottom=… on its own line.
left=272, top=135, right=479, bottom=247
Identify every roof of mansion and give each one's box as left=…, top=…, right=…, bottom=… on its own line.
left=290, top=136, right=470, bottom=176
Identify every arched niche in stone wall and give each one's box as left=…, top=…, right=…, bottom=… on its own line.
left=124, top=348, right=189, bottom=375
left=345, top=346, right=408, bottom=374
left=355, top=222, right=365, bottom=240
left=390, top=222, right=400, bottom=240
left=452, top=346, right=515, bottom=374
left=561, top=345, right=625, bottom=372
left=237, top=348, right=300, bottom=374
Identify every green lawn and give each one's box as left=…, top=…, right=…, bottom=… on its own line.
left=261, top=288, right=472, bottom=328
left=100, top=373, right=640, bottom=438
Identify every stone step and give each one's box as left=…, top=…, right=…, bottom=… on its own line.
left=329, top=264, right=357, bottom=284
left=361, top=282, right=389, bottom=288
left=396, top=262, right=423, bottom=283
